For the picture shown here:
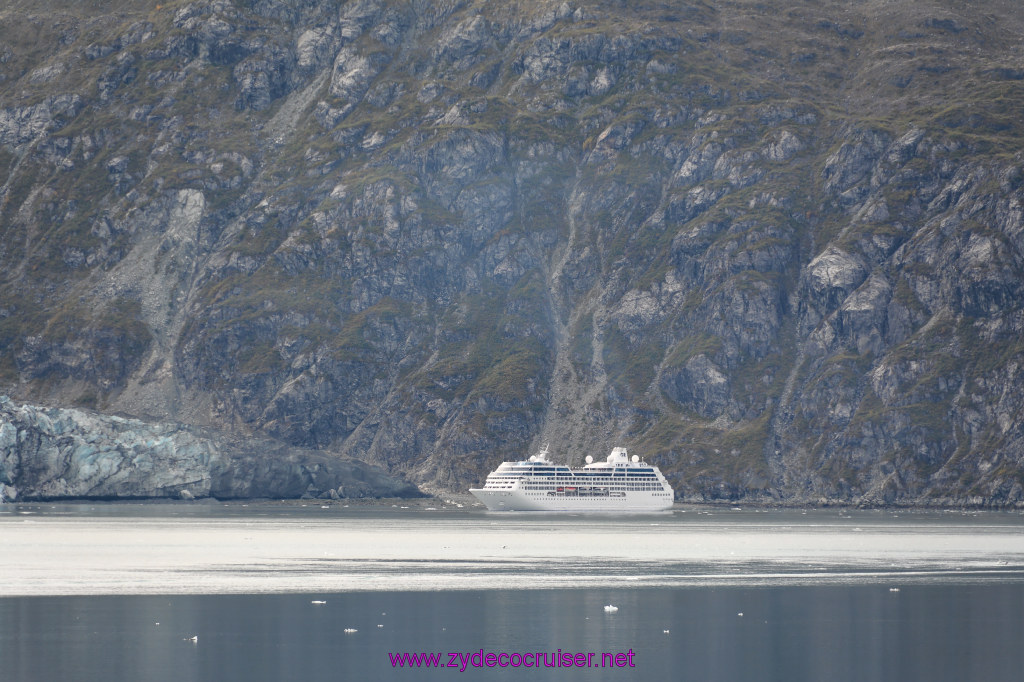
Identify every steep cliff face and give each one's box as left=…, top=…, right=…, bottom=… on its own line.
left=1, top=0, right=1023, bottom=505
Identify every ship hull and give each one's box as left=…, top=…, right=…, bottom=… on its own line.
left=469, top=487, right=673, bottom=512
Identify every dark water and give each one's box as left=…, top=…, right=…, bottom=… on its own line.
left=3, top=585, right=1024, bottom=681
left=4, top=504, right=1024, bottom=680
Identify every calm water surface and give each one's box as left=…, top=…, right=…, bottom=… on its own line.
left=2, top=503, right=1023, bottom=681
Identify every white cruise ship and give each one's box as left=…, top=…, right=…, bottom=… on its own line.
left=469, top=445, right=674, bottom=511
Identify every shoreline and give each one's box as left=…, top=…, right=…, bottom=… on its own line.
left=3, top=495, right=1024, bottom=515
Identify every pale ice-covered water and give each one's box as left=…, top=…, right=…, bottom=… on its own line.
left=3, top=503, right=1024, bottom=595
left=3, top=503, right=1024, bottom=681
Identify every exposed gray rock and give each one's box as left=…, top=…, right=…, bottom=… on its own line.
left=0, top=95, right=83, bottom=149
left=661, top=354, right=731, bottom=419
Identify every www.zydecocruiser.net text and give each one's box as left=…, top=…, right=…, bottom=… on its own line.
left=389, top=649, right=637, bottom=671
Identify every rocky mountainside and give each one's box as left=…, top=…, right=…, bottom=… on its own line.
left=2, top=0, right=1023, bottom=506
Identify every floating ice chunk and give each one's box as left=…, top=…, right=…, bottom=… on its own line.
left=603, top=605, right=618, bottom=613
